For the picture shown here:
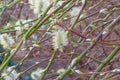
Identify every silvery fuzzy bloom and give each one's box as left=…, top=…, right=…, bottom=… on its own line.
left=31, top=68, right=44, bottom=80
left=57, top=68, right=66, bottom=74
left=70, top=7, right=85, bottom=24
left=28, top=0, right=64, bottom=15
left=1, top=66, right=20, bottom=80
left=28, top=0, right=51, bottom=14
left=70, top=7, right=81, bottom=17
left=28, top=0, right=42, bottom=14
left=99, top=8, right=108, bottom=14
left=0, top=34, right=15, bottom=49
left=85, top=38, right=92, bottom=42
left=70, top=7, right=86, bottom=18
left=53, top=1, right=65, bottom=8
left=102, top=29, right=109, bottom=35
left=52, top=30, right=68, bottom=52
left=81, top=0, right=85, bottom=4
left=112, top=68, right=120, bottom=73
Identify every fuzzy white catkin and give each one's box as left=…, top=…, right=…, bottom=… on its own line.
left=99, top=8, right=108, bottom=14
left=28, top=0, right=64, bottom=15
left=28, top=0, right=52, bottom=14
left=57, top=68, right=65, bottom=74
left=81, top=0, right=85, bottom=4
left=0, top=34, right=15, bottom=49
left=1, top=66, right=19, bottom=80
left=70, top=7, right=85, bottom=24
left=31, top=68, right=44, bottom=80
left=52, top=30, right=68, bottom=52
left=70, top=7, right=80, bottom=17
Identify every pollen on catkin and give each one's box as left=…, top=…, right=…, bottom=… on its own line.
left=52, top=30, right=68, bottom=52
